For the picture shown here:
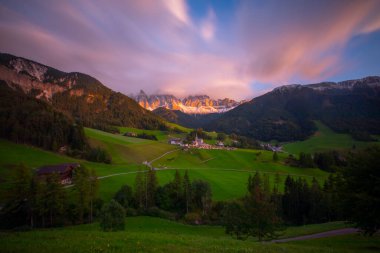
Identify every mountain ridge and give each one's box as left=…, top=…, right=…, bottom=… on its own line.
left=133, top=90, right=244, bottom=114
left=205, top=76, right=380, bottom=141
left=0, top=52, right=167, bottom=131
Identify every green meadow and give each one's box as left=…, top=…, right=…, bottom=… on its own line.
left=0, top=123, right=336, bottom=203
left=283, top=121, right=379, bottom=155
left=1, top=125, right=379, bottom=253
left=0, top=217, right=378, bottom=253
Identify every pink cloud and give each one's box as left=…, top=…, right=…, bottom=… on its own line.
left=237, top=0, right=380, bottom=88
left=0, top=0, right=380, bottom=100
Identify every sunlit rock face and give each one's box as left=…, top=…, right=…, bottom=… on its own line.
left=133, top=91, right=244, bottom=114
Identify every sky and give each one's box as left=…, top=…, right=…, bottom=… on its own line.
left=0, top=0, right=380, bottom=100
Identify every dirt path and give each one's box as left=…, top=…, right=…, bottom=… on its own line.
left=148, top=148, right=181, bottom=165
left=272, top=228, right=359, bottom=243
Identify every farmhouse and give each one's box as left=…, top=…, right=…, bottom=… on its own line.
left=261, top=143, right=283, bottom=152
left=168, top=138, right=182, bottom=145
left=124, top=132, right=137, bottom=137
left=36, top=163, right=80, bottom=185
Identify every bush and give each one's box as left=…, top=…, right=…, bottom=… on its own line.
left=114, top=184, right=134, bottom=209
left=184, top=212, right=202, bottom=225
left=135, top=132, right=158, bottom=140
left=86, top=147, right=112, bottom=164
left=99, top=200, right=126, bottom=231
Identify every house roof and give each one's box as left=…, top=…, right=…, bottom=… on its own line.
left=36, top=163, right=80, bottom=175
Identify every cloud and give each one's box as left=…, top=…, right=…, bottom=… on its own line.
left=163, top=0, right=191, bottom=26
left=200, top=8, right=216, bottom=41
left=236, top=0, right=380, bottom=88
left=0, top=0, right=379, bottom=100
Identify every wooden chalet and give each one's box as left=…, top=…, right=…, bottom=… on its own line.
left=36, top=163, right=80, bottom=185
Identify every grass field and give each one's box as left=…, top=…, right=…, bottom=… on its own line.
left=118, top=126, right=169, bottom=141
left=85, top=128, right=177, bottom=165
left=283, top=121, right=379, bottom=155
left=0, top=125, right=331, bottom=203
left=149, top=148, right=328, bottom=200
left=0, top=217, right=378, bottom=253
left=1, top=127, right=379, bottom=253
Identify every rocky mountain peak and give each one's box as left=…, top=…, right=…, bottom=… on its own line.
left=10, top=58, right=47, bottom=82
left=138, top=89, right=147, bottom=96
left=132, top=91, right=243, bottom=114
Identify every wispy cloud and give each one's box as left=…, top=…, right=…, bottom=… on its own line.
left=200, top=8, right=216, bottom=42
left=0, top=0, right=379, bottom=99
left=237, top=0, right=380, bottom=90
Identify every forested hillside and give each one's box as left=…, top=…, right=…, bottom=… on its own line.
left=0, top=53, right=167, bottom=131
left=0, top=81, right=86, bottom=151
left=207, top=77, right=380, bottom=141
left=153, top=107, right=220, bottom=128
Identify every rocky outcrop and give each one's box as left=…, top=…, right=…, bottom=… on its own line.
left=133, top=90, right=243, bottom=114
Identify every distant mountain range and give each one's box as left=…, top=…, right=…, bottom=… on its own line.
left=133, top=90, right=243, bottom=114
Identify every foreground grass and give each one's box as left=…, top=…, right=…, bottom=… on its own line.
left=283, top=121, right=379, bottom=154
left=0, top=217, right=378, bottom=253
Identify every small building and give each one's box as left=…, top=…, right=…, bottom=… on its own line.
left=169, top=138, right=182, bottom=145
left=216, top=141, right=224, bottom=147
left=36, top=163, right=80, bottom=185
left=124, top=132, right=137, bottom=137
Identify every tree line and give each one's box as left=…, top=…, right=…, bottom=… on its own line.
left=113, top=169, right=212, bottom=223
left=223, top=146, right=380, bottom=240
left=0, top=165, right=99, bottom=229
left=289, top=150, right=348, bottom=172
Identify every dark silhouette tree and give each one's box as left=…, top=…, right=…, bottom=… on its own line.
left=99, top=200, right=126, bottom=231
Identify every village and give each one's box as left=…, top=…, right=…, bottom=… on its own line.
left=168, top=134, right=236, bottom=151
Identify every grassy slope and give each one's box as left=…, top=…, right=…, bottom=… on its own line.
left=1, top=217, right=378, bottom=253
left=118, top=126, right=169, bottom=141
left=0, top=125, right=330, bottom=202
left=151, top=148, right=328, bottom=200
left=85, top=128, right=177, bottom=164
left=283, top=121, right=379, bottom=155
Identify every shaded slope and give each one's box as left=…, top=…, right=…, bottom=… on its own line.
left=207, top=77, right=380, bottom=142
left=0, top=52, right=166, bottom=130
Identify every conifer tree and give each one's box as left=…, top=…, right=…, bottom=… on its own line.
left=73, top=167, right=90, bottom=224
left=89, top=168, right=99, bottom=222
left=146, top=169, right=158, bottom=208
left=183, top=170, right=192, bottom=213
left=273, top=152, right=279, bottom=162
left=45, top=173, right=66, bottom=226
left=134, top=170, right=146, bottom=209
left=173, top=170, right=182, bottom=199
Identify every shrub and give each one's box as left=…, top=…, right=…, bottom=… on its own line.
left=184, top=212, right=202, bottom=225
left=86, top=147, right=112, bottom=164
left=99, top=200, right=126, bottom=231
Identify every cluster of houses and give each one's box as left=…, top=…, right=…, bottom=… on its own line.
left=261, top=143, right=283, bottom=152
left=169, top=134, right=235, bottom=150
